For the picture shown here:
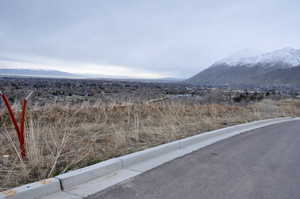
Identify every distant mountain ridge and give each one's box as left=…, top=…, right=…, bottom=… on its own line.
left=0, top=68, right=181, bottom=82
left=0, top=68, right=80, bottom=78
left=187, top=47, right=300, bottom=87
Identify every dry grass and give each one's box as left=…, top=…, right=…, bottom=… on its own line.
left=1, top=98, right=300, bottom=190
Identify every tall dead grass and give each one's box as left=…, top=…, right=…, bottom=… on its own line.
left=0, top=99, right=299, bottom=190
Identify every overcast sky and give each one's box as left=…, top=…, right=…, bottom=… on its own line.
left=1, top=0, right=300, bottom=78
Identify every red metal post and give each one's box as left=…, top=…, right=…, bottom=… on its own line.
left=1, top=94, right=22, bottom=138
left=19, top=99, right=27, bottom=158
left=1, top=94, right=26, bottom=158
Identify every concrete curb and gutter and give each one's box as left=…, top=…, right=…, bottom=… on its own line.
left=1, top=117, right=299, bottom=199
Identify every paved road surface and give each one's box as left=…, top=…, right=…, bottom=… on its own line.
left=89, top=120, right=300, bottom=199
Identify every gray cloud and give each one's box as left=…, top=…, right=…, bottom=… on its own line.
left=1, top=0, right=300, bottom=78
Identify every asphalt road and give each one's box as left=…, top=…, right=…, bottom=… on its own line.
left=89, top=120, right=300, bottom=199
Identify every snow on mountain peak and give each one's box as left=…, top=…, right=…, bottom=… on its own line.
left=214, top=47, right=300, bottom=67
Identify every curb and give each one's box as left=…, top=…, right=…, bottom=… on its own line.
left=1, top=117, right=298, bottom=199
left=0, top=178, right=60, bottom=199
left=56, top=158, right=122, bottom=191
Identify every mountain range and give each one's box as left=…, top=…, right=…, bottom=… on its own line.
left=0, top=68, right=82, bottom=78
left=187, top=47, right=300, bottom=87
left=2, top=47, right=300, bottom=87
left=0, top=68, right=182, bottom=82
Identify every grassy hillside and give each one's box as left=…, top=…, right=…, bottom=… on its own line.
left=1, top=99, right=300, bottom=190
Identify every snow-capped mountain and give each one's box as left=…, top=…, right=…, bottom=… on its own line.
left=214, top=47, right=300, bottom=68
left=187, top=47, right=300, bottom=87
